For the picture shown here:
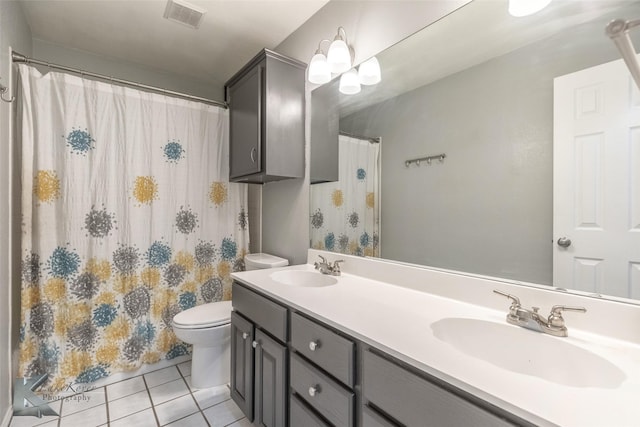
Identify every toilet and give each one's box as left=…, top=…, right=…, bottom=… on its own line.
left=244, top=253, right=289, bottom=271
left=172, top=253, right=288, bottom=389
left=172, top=300, right=232, bottom=389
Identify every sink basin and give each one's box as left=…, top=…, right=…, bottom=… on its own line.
left=270, top=270, right=338, bottom=287
left=430, top=317, right=625, bottom=388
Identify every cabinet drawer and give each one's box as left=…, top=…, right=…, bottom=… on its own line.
left=232, top=282, right=287, bottom=342
left=290, top=353, right=354, bottom=427
left=291, top=312, right=355, bottom=387
left=363, top=350, right=516, bottom=427
left=290, top=394, right=331, bottom=427
left=362, top=405, right=398, bottom=427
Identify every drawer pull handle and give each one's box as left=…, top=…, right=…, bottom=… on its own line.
left=309, top=340, right=320, bottom=351
left=252, top=340, right=258, bottom=348
left=308, top=385, right=321, bottom=397
left=242, top=332, right=249, bottom=340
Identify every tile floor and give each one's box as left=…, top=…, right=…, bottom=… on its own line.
left=10, top=362, right=251, bottom=427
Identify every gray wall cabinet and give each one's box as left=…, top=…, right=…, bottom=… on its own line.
left=225, top=49, right=306, bottom=184
left=231, top=281, right=531, bottom=426
left=310, top=82, right=339, bottom=184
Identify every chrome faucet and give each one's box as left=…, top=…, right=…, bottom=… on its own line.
left=493, top=290, right=586, bottom=337
left=314, top=255, right=343, bottom=276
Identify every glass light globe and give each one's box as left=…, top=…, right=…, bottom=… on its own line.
left=327, top=38, right=351, bottom=74
left=308, top=52, right=331, bottom=84
left=339, top=69, right=361, bottom=95
left=358, top=56, right=381, bottom=85
left=508, top=0, right=552, bottom=17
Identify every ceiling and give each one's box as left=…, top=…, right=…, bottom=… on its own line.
left=18, top=0, right=329, bottom=89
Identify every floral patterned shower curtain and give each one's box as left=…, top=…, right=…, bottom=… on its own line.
left=17, top=64, right=249, bottom=391
left=310, top=134, right=380, bottom=256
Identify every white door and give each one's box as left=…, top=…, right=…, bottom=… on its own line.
left=553, top=58, right=640, bottom=299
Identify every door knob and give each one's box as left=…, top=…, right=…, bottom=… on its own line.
left=557, top=237, right=572, bottom=248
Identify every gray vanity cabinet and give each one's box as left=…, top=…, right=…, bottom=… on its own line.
left=230, top=282, right=288, bottom=426
left=225, top=49, right=306, bottom=184
left=362, top=349, right=519, bottom=427
left=231, top=281, right=532, bottom=427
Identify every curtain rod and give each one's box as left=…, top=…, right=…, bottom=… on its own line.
left=606, top=18, right=640, bottom=91
left=339, top=131, right=380, bottom=143
left=11, top=51, right=227, bottom=109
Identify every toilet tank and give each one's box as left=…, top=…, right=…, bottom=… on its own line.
left=244, top=253, right=289, bottom=270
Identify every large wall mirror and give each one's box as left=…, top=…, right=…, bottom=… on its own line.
left=309, top=0, right=640, bottom=304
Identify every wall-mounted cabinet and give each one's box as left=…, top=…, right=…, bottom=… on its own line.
left=225, top=49, right=306, bottom=184
left=310, top=81, right=339, bottom=184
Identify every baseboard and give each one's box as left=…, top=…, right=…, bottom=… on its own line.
left=1, top=406, right=11, bottom=427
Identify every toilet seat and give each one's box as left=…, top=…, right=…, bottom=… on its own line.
left=172, top=301, right=232, bottom=329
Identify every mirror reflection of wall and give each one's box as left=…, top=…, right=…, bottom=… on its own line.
left=310, top=133, right=381, bottom=257
left=310, top=0, right=640, bottom=301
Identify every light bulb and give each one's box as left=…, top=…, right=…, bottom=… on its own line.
left=508, top=0, right=552, bottom=17
left=358, top=56, right=381, bottom=85
left=327, top=38, right=351, bottom=74
left=339, top=69, right=361, bottom=95
left=308, top=52, right=331, bottom=84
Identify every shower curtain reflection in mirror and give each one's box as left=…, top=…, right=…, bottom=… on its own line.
left=17, top=64, right=249, bottom=391
left=310, top=134, right=380, bottom=257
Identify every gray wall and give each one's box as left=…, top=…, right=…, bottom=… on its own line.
left=266, top=0, right=469, bottom=265
left=0, top=1, right=32, bottom=424
left=340, top=19, right=632, bottom=285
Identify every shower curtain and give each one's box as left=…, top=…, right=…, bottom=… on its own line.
left=310, top=134, right=380, bottom=256
left=17, top=64, right=248, bottom=391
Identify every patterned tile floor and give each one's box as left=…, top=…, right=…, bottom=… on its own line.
left=10, top=362, right=251, bottom=427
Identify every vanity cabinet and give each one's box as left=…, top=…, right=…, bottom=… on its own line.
left=362, top=349, right=519, bottom=427
left=231, top=280, right=530, bottom=427
left=230, top=282, right=288, bottom=426
left=225, top=48, right=306, bottom=184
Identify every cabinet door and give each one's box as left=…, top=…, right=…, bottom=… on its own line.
left=229, top=63, right=262, bottom=179
left=254, top=329, right=287, bottom=427
left=230, top=311, right=254, bottom=420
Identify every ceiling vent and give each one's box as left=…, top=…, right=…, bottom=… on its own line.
left=163, top=0, right=206, bottom=29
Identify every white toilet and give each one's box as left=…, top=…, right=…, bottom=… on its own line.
left=172, top=253, right=287, bottom=389
left=172, top=300, right=232, bottom=389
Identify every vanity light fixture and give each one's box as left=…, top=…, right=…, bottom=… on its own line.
left=339, top=68, right=361, bottom=94
left=508, top=0, right=552, bottom=17
left=327, top=27, right=352, bottom=74
left=308, top=40, right=332, bottom=84
left=358, top=56, right=381, bottom=85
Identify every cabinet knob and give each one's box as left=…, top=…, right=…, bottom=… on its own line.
left=252, top=340, right=258, bottom=348
left=250, top=147, right=257, bottom=163
left=309, top=340, right=320, bottom=351
left=308, top=385, right=321, bottom=397
left=242, top=332, right=249, bottom=340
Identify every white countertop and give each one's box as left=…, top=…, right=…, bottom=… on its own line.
left=231, top=251, right=640, bottom=427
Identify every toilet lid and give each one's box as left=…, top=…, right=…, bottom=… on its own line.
left=173, top=301, right=232, bottom=328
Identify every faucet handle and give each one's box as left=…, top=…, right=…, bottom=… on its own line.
left=493, top=290, right=521, bottom=307
left=318, top=255, right=327, bottom=264
left=548, top=305, right=586, bottom=328
left=332, top=260, right=344, bottom=270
